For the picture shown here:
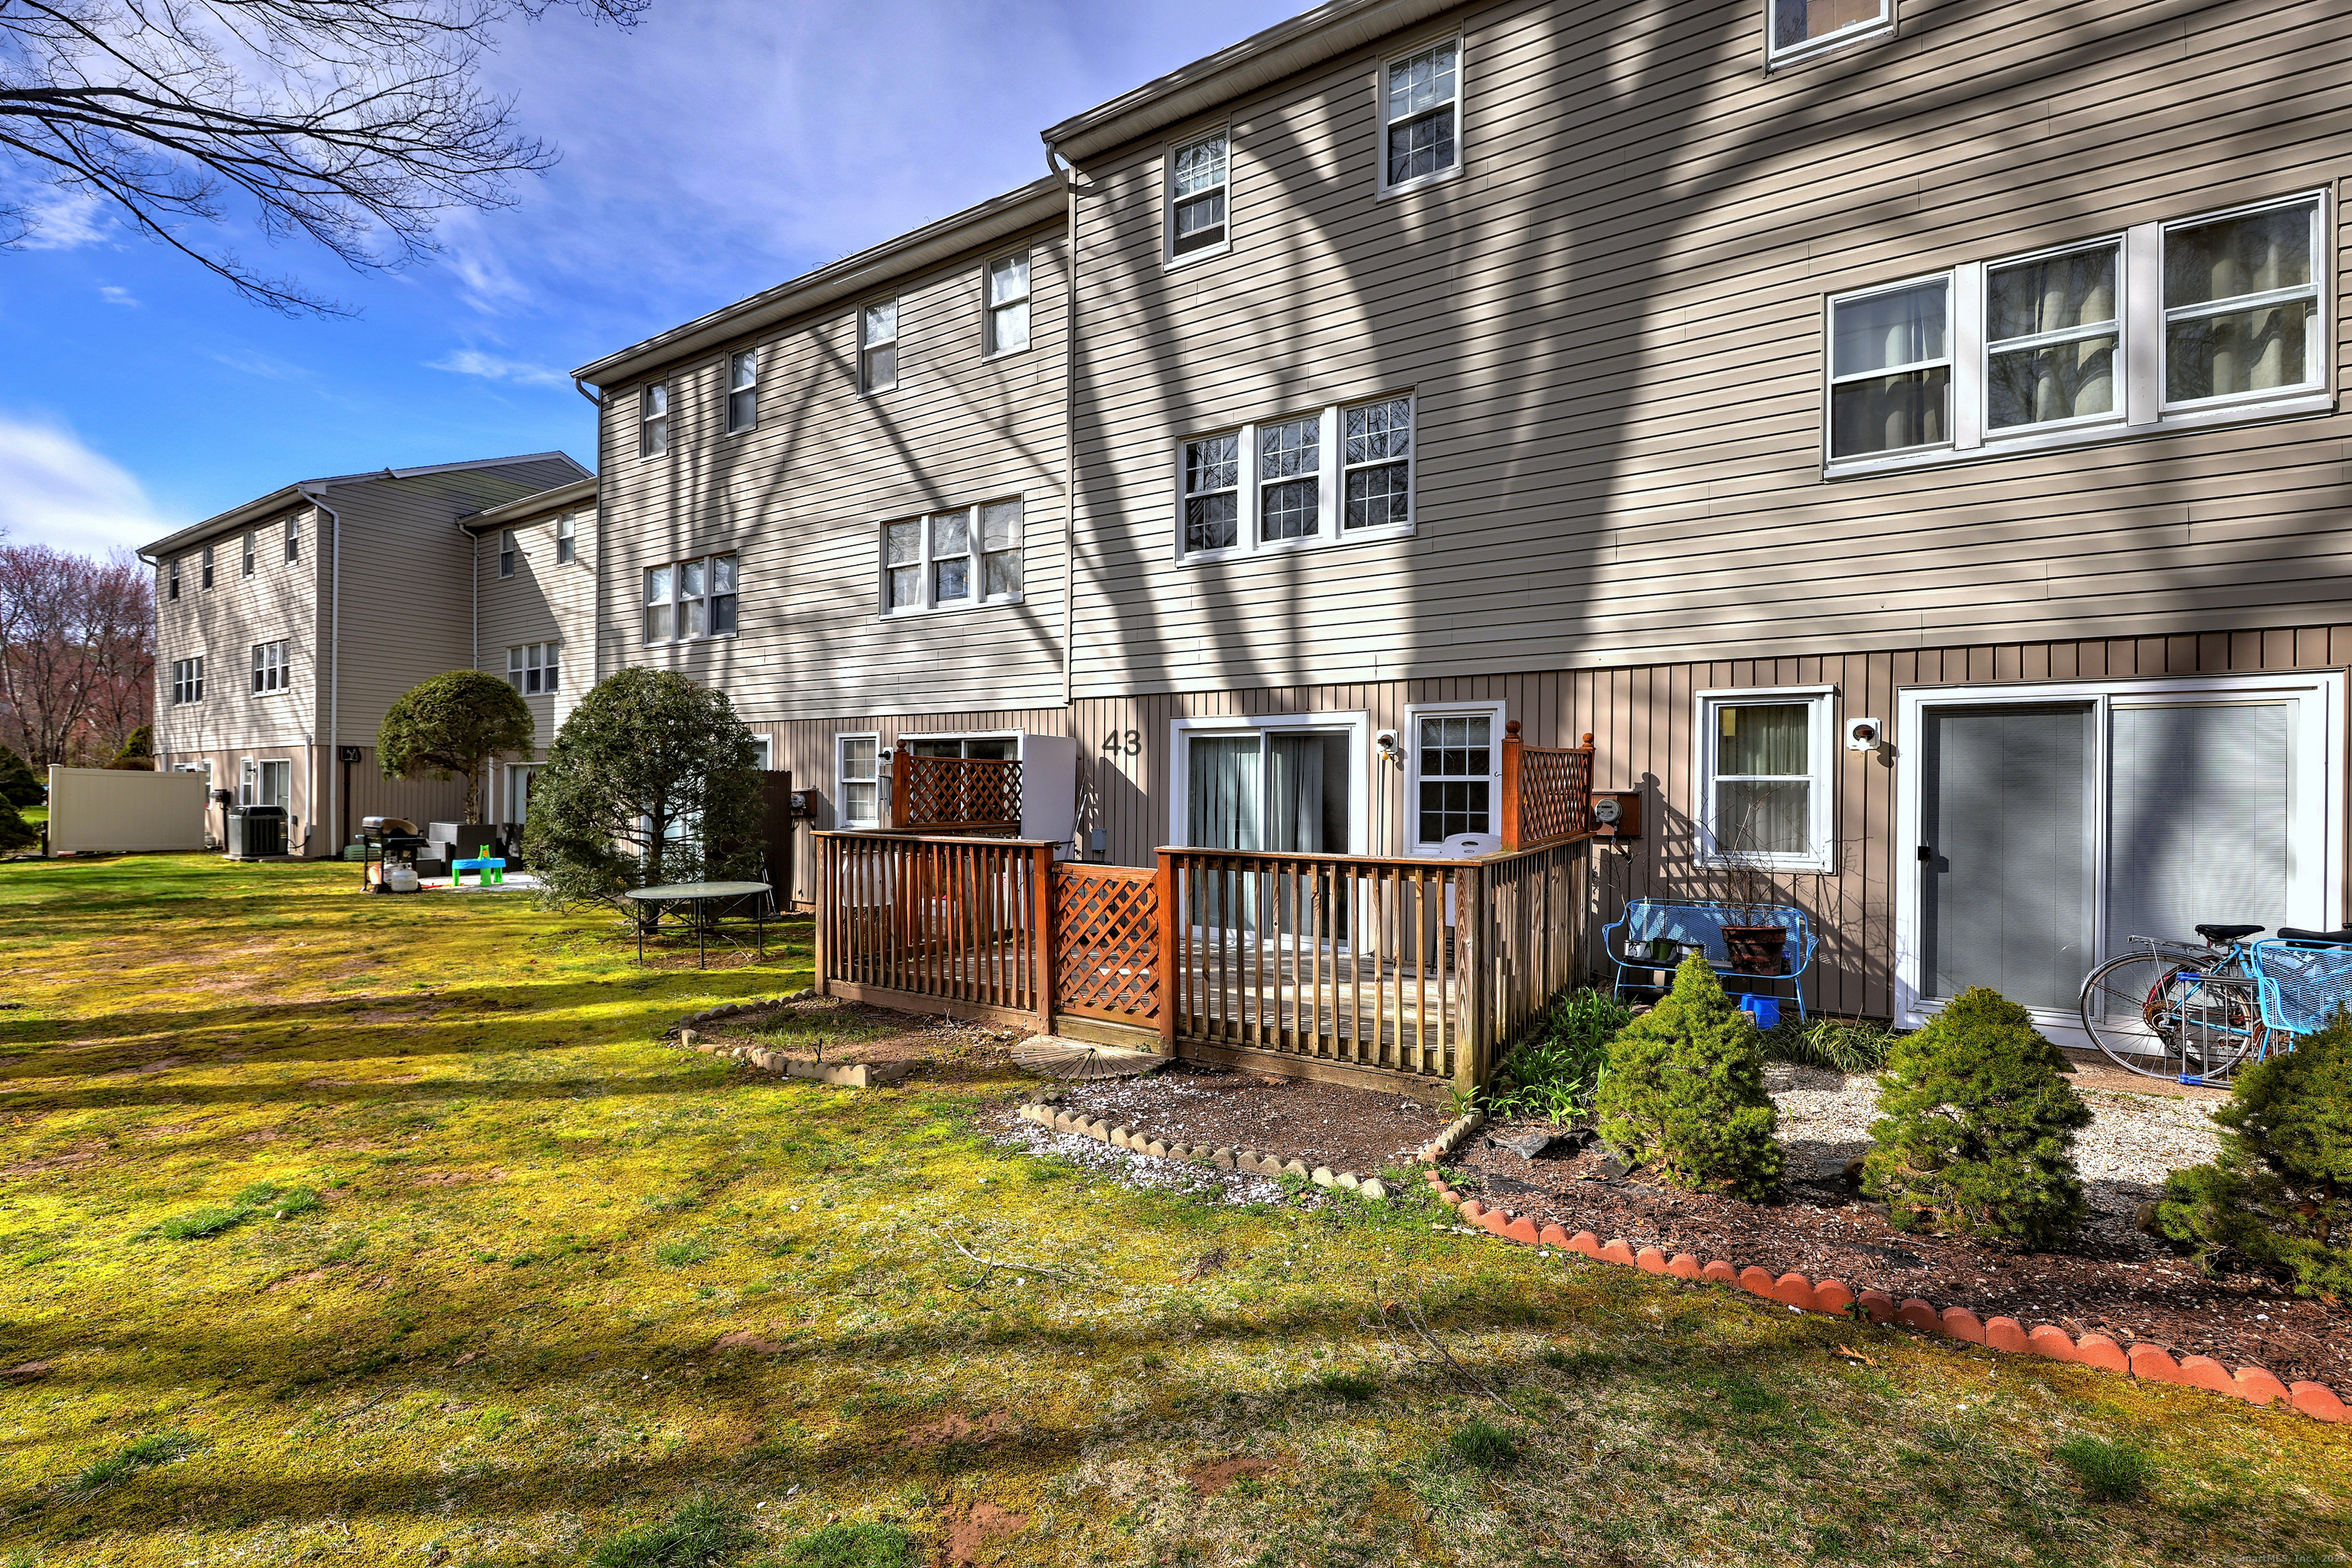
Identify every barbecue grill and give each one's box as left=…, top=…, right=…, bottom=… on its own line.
left=357, top=816, right=430, bottom=893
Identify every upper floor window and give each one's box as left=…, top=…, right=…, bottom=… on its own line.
left=1824, top=193, right=2327, bottom=473
left=284, top=511, right=300, bottom=563
left=201, top=544, right=214, bottom=590
left=639, top=382, right=669, bottom=457
left=1178, top=394, right=1416, bottom=559
left=241, top=530, right=256, bottom=577
left=252, top=639, right=289, bottom=695
left=507, top=642, right=559, bottom=694
left=557, top=511, right=577, bottom=564
left=643, top=553, right=739, bottom=644
left=1168, top=130, right=1229, bottom=261
left=1382, top=40, right=1460, bottom=191
left=171, top=657, right=204, bottom=705
left=168, top=559, right=180, bottom=600
left=498, top=528, right=518, bottom=579
left=728, top=350, right=759, bottom=432
left=860, top=301, right=898, bottom=393
left=1769, top=0, right=1892, bottom=64
left=986, top=253, right=1031, bottom=355
left=882, top=498, right=1023, bottom=614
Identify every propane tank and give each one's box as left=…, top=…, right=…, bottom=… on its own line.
left=384, top=863, right=422, bottom=894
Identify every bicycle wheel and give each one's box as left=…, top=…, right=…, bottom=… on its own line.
left=2078, top=951, right=2256, bottom=1081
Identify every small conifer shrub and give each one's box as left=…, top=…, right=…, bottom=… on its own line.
left=1594, top=954, right=1782, bottom=1200
left=2157, top=1011, right=2352, bottom=1298
left=1862, top=987, right=2092, bottom=1246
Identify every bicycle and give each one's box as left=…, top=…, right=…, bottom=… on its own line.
left=2077, top=922, right=2352, bottom=1083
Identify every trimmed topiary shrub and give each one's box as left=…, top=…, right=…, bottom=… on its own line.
left=0, top=745, right=43, bottom=807
left=1594, top=953, right=1782, bottom=1200
left=2156, top=1011, right=2352, bottom=1299
left=1862, top=986, right=2091, bottom=1246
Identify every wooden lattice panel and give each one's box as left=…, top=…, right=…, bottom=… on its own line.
left=899, top=756, right=1022, bottom=831
left=1516, top=744, right=1593, bottom=848
left=1054, top=865, right=1161, bottom=1024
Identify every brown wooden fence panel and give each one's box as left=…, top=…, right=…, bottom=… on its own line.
left=815, top=831, right=1043, bottom=1018
left=1053, top=863, right=1160, bottom=1027
left=1476, top=836, right=1590, bottom=1065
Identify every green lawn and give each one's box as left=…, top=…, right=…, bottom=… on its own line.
left=0, top=856, right=2344, bottom=1566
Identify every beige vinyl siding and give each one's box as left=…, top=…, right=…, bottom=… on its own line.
left=595, top=220, right=1070, bottom=721
left=475, top=504, right=597, bottom=743
left=1063, top=0, right=2352, bottom=699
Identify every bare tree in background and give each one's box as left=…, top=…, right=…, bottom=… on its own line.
left=0, top=0, right=645, bottom=313
left=0, top=544, right=155, bottom=766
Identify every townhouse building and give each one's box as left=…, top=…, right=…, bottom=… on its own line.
left=140, top=453, right=590, bottom=854
left=543, top=0, right=2352, bottom=1050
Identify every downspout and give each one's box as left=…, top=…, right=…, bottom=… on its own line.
left=298, top=485, right=342, bottom=856
left=1050, top=139, right=1077, bottom=714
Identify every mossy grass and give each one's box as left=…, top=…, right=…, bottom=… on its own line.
left=0, top=856, right=2344, bottom=1565
left=2054, top=1436, right=2157, bottom=1502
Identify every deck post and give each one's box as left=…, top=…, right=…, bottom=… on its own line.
left=813, top=834, right=833, bottom=998
left=1155, top=849, right=1179, bottom=1054
left=1033, top=843, right=1058, bottom=1032
left=1500, top=721, right=1524, bottom=852
left=1454, top=861, right=1486, bottom=1093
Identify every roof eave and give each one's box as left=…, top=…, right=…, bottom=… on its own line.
left=462, top=475, right=599, bottom=530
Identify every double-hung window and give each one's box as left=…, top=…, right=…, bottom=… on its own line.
left=1168, top=131, right=1229, bottom=260
left=168, top=560, right=181, bottom=600
left=642, top=553, right=739, bottom=643
left=557, top=511, right=577, bottom=564
left=837, top=734, right=880, bottom=828
left=1178, top=395, right=1415, bottom=558
left=241, top=531, right=256, bottom=577
left=284, top=511, right=300, bottom=563
left=1768, top=0, right=1893, bottom=64
left=1695, top=688, right=1835, bottom=872
left=201, top=544, right=214, bottom=590
left=498, top=528, right=518, bottom=579
left=639, top=382, right=669, bottom=456
left=1826, top=193, right=2327, bottom=472
left=881, top=500, right=1022, bottom=614
left=860, top=301, right=897, bottom=393
left=727, top=350, right=759, bottom=432
left=251, top=639, right=289, bottom=695
left=1381, top=40, right=1460, bottom=191
left=1409, top=707, right=1501, bottom=848
left=986, top=254, right=1030, bottom=354
left=171, top=657, right=204, bottom=705
left=507, top=642, right=559, bottom=694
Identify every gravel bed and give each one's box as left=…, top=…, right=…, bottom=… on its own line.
left=996, top=1116, right=1284, bottom=1206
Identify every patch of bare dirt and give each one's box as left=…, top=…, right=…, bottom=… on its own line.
left=942, top=1501, right=1026, bottom=1566
left=0, top=1143, right=106, bottom=1178
left=1055, top=1063, right=1449, bottom=1176
left=697, top=998, right=1019, bottom=1083
left=411, top=1169, right=505, bottom=1187
left=710, top=1330, right=782, bottom=1354
left=903, top=1410, right=1013, bottom=1449
left=1186, top=1457, right=1280, bottom=1496
left=2, top=1361, right=52, bottom=1381
left=96, top=1056, right=188, bottom=1078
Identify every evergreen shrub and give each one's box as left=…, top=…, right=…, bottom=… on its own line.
left=0, top=746, right=43, bottom=807
left=1593, top=953, right=1782, bottom=1200
left=2156, top=1012, right=2352, bottom=1298
left=1861, top=986, right=2091, bottom=1246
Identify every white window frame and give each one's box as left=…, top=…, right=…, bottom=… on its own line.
left=836, top=732, right=881, bottom=828
left=1377, top=35, right=1465, bottom=198
left=259, top=757, right=290, bottom=810
left=1890, top=671, right=2346, bottom=1043
left=201, top=544, right=214, bottom=590
left=1165, top=710, right=1372, bottom=857
left=557, top=511, right=576, bottom=564
left=639, top=381, right=669, bottom=458
left=985, top=252, right=1031, bottom=358
left=241, top=530, right=256, bottom=577
left=1825, top=190, right=2332, bottom=477
left=1174, top=394, right=1416, bottom=562
left=284, top=511, right=300, bottom=563
left=1403, top=700, right=1506, bottom=853
left=1766, top=0, right=1896, bottom=67
left=749, top=735, right=773, bottom=772
left=171, top=656, right=204, bottom=706
left=877, top=498, right=1024, bottom=616
left=642, top=553, right=739, bottom=644
left=860, top=299, right=898, bottom=394
left=168, top=559, right=181, bottom=600
left=1165, top=126, right=1231, bottom=266
left=506, top=642, right=559, bottom=695
left=498, top=528, right=518, bottom=579
left=251, top=639, right=289, bottom=696
left=1692, top=685, right=1837, bottom=874
left=727, top=348, right=759, bottom=433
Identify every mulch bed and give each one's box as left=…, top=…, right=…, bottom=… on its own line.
left=1450, top=1121, right=2352, bottom=1393
left=693, top=997, right=1019, bottom=1082
left=1037, top=1061, right=2349, bottom=1393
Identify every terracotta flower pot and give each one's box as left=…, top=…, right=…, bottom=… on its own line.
left=1723, top=924, right=1789, bottom=976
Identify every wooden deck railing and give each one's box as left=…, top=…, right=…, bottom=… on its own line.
left=817, top=831, right=1052, bottom=1017
left=1499, top=723, right=1595, bottom=851
left=891, top=755, right=1022, bottom=833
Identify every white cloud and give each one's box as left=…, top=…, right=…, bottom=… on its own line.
left=429, top=349, right=568, bottom=387
left=0, top=417, right=173, bottom=554
left=18, top=189, right=111, bottom=250
left=97, top=285, right=139, bottom=306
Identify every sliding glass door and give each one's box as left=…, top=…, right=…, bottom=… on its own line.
left=1182, top=727, right=1356, bottom=936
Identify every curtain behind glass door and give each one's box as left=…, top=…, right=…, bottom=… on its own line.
left=1187, top=736, right=1260, bottom=932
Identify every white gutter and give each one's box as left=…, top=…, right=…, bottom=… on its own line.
left=297, top=485, right=343, bottom=857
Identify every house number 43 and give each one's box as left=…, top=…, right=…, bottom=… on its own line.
left=1100, top=730, right=1140, bottom=756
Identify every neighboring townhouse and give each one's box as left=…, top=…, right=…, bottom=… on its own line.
left=140, top=453, right=590, bottom=854
left=576, top=0, right=2352, bottom=1049
left=464, top=476, right=599, bottom=827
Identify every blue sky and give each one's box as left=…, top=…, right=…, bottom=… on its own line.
left=0, top=0, right=1300, bottom=555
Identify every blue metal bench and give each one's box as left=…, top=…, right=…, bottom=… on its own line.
left=1602, top=899, right=1818, bottom=1020
left=2251, top=937, right=2352, bottom=1056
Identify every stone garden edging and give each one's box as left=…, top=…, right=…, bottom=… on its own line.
left=667, top=989, right=920, bottom=1086
left=1411, top=1168, right=2349, bottom=1425
left=1014, top=1103, right=1395, bottom=1200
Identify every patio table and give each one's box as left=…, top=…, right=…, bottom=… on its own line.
left=624, top=880, right=773, bottom=969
